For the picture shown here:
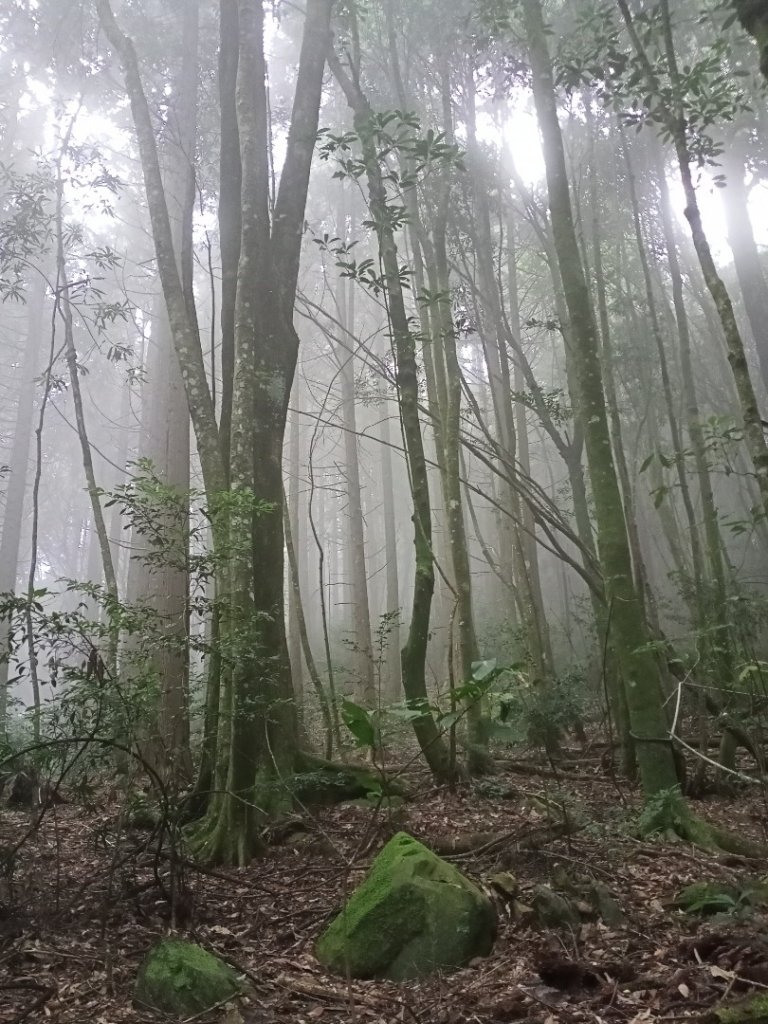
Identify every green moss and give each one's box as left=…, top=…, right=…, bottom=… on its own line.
left=134, top=938, right=240, bottom=1017
left=713, top=993, right=768, bottom=1023
left=315, top=832, right=496, bottom=980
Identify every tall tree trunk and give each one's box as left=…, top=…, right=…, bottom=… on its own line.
left=287, top=392, right=304, bottom=708
left=330, top=49, right=453, bottom=782
left=218, top=0, right=240, bottom=470
left=721, top=142, right=768, bottom=392
left=379, top=409, right=402, bottom=699
left=100, top=0, right=333, bottom=863
left=337, top=249, right=375, bottom=706
left=201, top=0, right=333, bottom=864
left=522, top=0, right=681, bottom=798
left=0, top=279, right=45, bottom=737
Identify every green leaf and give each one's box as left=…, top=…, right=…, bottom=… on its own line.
left=471, top=658, right=498, bottom=682
left=437, top=710, right=463, bottom=730
left=341, top=700, right=376, bottom=748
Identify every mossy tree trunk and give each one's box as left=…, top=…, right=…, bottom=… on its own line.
left=99, top=0, right=333, bottom=864
left=199, top=0, right=333, bottom=865
left=522, top=0, right=681, bottom=799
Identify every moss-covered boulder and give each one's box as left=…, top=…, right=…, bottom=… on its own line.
left=315, top=832, right=496, bottom=980
left=134, top=938, right=240, bottom=1017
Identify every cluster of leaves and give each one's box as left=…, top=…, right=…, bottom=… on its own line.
left=496, top=670, right=586, bottom=751
left=0, top=463, right=277, bottom=747
left=0, top=162, right=55, bottom=301
left=340, top=658, right=506, bottom=750
left=641, top=415, right=758, bottom=515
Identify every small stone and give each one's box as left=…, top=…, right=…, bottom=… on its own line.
left=512, top=899, right=534, bottom=922
left=532, top=885, right=580, bottom=929
left=490, top=872, right=519, bottom=901
left=589, top=882, right=625, bottom=926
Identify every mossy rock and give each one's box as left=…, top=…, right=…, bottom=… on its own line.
left=531, top=885, right=580, bottom=929
left=315, top=832, right=496, bottom=980
left=134, top=938, right=240, bottom=1017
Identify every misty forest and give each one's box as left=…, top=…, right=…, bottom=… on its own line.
left=5, top=0, right=768, bottom=1020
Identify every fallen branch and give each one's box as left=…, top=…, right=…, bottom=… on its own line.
left=274, top=971, right=382, bottom=1007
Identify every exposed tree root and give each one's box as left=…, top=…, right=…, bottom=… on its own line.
left=638, top=789, right=766, bottom=858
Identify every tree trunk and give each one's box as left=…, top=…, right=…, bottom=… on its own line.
left=0, top=279, right=45, bottom=737
left=721, top=142, right=768, bottom=392
left=522, top=0, right=681, bottom=798
left=330, top=50, right=453, bottom=782
left=287, top=392, right=304, bottom=708
left=336, top=252, right=375, bottom=707
left=379, top=410, right=402, bottom=699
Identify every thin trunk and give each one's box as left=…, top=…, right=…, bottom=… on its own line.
left=337, top=248, right=375, bottom=706
left=380, top=410, right=403, bottom=699
left=287, top=394, right=304, bottom=707
left=56, top=161, right=119, bottom=659
left=506, top=210, right=555, bottom=675
left=330, top=49, right=453, bottom=782
left=218, top=0, right=240, bottom=470
left=652, top=141, right=733, bottom=678
left=283, top=492, right=334, bottom=757
left=0, top=279, right=45, bottom=736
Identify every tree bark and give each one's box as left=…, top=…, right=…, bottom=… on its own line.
left=522, top=0, right=681, bottom=797
left=329, top=49, right=453, bottom=782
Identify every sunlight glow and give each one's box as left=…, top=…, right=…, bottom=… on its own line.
left=668, top=164, right=768, bottom=264
left=502, top=108, right=547, bottom=187
left=473, top=101, right=547, bottom=188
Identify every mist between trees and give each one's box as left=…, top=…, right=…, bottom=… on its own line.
left=2, top=0, right=768, bottom=867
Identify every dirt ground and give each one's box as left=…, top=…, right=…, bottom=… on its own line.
left=2, top=749, right=767, bottom=1023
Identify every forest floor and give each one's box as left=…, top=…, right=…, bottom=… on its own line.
left=1, top=746, right=768, bottom=1024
